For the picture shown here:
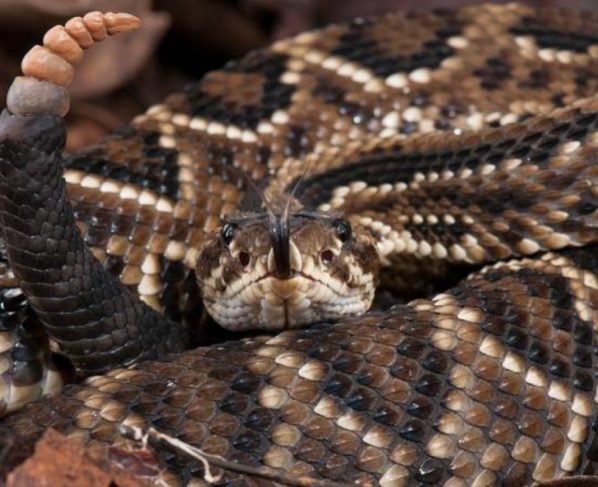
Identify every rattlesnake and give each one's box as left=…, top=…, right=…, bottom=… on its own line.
left=0, top=4, right=596, bottom=485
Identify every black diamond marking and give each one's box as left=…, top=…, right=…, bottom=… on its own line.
left=65, top=130, right=181, bottom=200
left=331, top=18, right=457, bottom=78
left=519, top=69, right=550, bottom=90
left=285, top=125, right=311, bottom=158
left=313, top=78, right=375, bottom=127
left=184, top=51, right=295, bottom=130
left=511, top=19, right=598, bottom=53
left=206, top=144, right=235, bottom=180
left=473, top=57, right=511, bottom=91
left=560, top=244, right=598, bottom=273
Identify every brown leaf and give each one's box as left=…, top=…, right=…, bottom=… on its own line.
left=6, top=428, right=157, bottom=487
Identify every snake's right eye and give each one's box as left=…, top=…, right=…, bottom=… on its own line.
left=333, top=219, right=352, bottom=243
left=221, top=223, right=236, bottom=246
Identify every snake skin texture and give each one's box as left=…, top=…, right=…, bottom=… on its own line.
left=0, top=3, right=597, bottom=485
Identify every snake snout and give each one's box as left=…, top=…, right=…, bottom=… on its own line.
left=267, top=239, right=303, bottom=278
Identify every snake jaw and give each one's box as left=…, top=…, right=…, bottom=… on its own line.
left=203, top=269, right=375, bottom=331
left=197, top=213, right=380, bottom=331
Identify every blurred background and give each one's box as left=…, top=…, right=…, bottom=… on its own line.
left=0, top=0, right=595, bottom=151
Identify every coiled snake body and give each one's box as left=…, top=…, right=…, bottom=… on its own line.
left=0, top=4, right=597, bottom=486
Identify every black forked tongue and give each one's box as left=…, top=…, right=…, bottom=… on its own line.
left=269, top=213, right=292, bottom=278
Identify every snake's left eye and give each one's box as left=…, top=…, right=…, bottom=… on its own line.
left=221, top=223, right=236, bottom=246
left=333, top=219, right=352, bottom=243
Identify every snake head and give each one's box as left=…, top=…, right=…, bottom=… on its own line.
left=196, top=211, right=380, bottom=330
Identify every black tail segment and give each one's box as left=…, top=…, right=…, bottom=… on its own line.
left=0, top=110, right=188, bottom=375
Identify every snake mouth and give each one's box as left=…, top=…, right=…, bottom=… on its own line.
left=226, top=268, right=343, bottom=302
left=203, top=264, right=374, bottom=331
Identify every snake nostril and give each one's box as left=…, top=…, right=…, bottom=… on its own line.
left=239, top=251, right=250, bottom=267
left=320, top=249, right=334, bottom=265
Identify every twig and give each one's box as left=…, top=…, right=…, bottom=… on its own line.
left=120, top=424, right=350, bottom=487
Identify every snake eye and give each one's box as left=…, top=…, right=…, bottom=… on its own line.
left=333, top=219, right=352, bottom=243
left=221, top=223, right=236, bottom=246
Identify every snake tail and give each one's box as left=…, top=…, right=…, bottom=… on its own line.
left=0, top=14, right=188, bottom=376
left=6, top=12, right=140, bottom=117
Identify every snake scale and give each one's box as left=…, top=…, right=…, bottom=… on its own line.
left=0, top=3, right=597, bottom=485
